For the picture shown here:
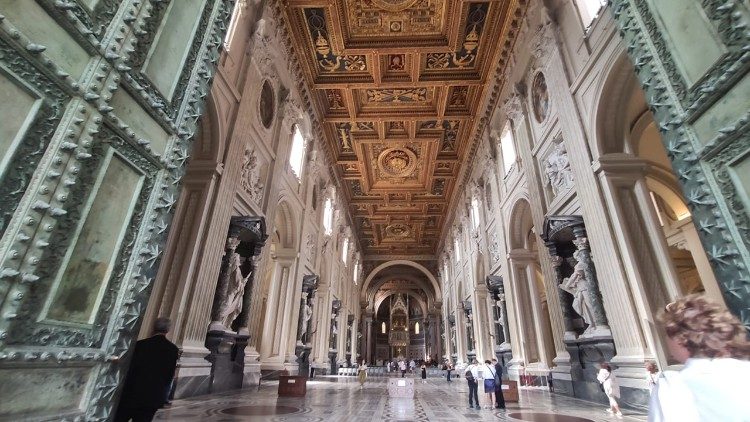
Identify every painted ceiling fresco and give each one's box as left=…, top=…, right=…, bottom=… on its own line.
left=283, top=0, right=525, bottom=257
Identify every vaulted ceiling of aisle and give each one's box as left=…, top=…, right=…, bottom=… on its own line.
left=281, top=0, right=526, bottom=258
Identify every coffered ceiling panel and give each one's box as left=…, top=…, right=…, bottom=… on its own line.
left=282, top=0, right=525, bottom=257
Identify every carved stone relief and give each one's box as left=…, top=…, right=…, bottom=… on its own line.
left=240, top=146, right=265, bottom=205
left=542, top=140, right=574, bottom=197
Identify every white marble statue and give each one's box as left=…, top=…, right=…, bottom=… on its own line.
left=560, top=250, right=596, bottom=331
left=300, top=301, right=313, bottom=341
left=220, top=252, right=251, bottom=329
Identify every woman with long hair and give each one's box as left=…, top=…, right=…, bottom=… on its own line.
left=650, top=294, right=750, bottom=421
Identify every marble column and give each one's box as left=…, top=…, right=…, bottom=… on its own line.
left=546, top=252, right=576, bottom=340
left=571, top=230, right=610, bottom=336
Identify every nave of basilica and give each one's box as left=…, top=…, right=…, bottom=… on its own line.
left=0, top=0, right=748, bottom=420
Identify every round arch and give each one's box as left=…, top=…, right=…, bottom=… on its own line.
left=591, top=50, right=641, bottom=157
left=508, top=197, right=534, bottom=250
left=374, top=290, right=428, bottom=318
left=273, top=198, right=297, bottom=250
left=361, top=260, right=442, bottom=304
left=366, top=274, right=437, bottom=309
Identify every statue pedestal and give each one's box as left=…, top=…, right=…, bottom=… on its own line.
left=387, top=378, right=415, bottom=398
left=205, top=330, right=249, bottom=393
left=242, top=347, right=261, bottom=388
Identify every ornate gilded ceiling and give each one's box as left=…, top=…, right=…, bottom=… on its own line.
left=282, top=0, right=525, bottom=257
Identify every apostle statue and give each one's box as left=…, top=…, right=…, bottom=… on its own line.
left=299, top=300, right=313, bottom=342
left=560, top=250, right=596, bottom=332
left=219, top=250, right=251, bottom=329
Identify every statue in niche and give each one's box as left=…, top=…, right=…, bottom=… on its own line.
left=543, top=142, right=574, bottom=196
left=219, top=245, right=252, bottom=329
left=300, top=300, right=313, bottom=342
left=560, top=250, right=596, bottom=332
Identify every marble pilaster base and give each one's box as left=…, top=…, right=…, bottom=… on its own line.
left=550, top=335, right=651, bottom=409
left=173, top=355, right=212, bottom=399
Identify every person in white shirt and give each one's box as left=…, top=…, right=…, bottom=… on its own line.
left=645, top=362, right=659, bottom=393
left=465, top=359, right=480, bottom=410
left=398, top=360, right=407, bottom=378
left=649, top=294, right=750, bottom=422
left=597, top=362, right=622, bottom=417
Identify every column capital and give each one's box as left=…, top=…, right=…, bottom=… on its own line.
left=592, top=153, right=649, bottom=179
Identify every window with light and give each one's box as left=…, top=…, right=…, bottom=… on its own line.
left=576, top=0, right=605, bottom=28
left=289, top=125, right=306, bottom=179
left=471, top=197, right=481, bottom=230
left=454, top=238, right=461, bottom=261
left=414, top=322, right=420, bottom=335
left=323, top=198, right=334, bottom=235
left=353, top=261, right=359, bottom=284
left=341, top=237, right=349, bottom=264
left=381, top=322, right=386, bottom=334
left=500, top=123, right=516, bottom=175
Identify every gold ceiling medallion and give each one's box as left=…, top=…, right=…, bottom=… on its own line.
left=370, top=0, right=421, bottom=12
left=385, top=223, right=412, bottom=238
left=378, top=147, right=417, bottom=177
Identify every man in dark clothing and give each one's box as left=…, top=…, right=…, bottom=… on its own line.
left=115, top=317, right=179, bottom=422
left=492, top=358, right=506, bottom=409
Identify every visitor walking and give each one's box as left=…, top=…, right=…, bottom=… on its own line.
left=492, top=358, right=506, bottom=409
left=399, top=360, right=407, bottom=378
left=420, top=363, right=427, bottom=383
left=115, top=317, right=179, bottom=422
left=445, top=361, right=453, bottom=382
left=482, top=360, right=497, bottom=409
left=597, top=362, right=622, bottom=417
left=649, top=294, right=750, bottom=422
left=409, top=359, right=416, bottom=374
left=357, top=360, right=368, bottom=389
left=645, top=362, right=659, bottom=393
left=465, top=359, right=480, bottom=410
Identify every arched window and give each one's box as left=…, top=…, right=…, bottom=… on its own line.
left=500, top=122, right=516, bottom=175
left=414, top=321, right=420, bottom=335
left=289, top=125, right=306, bottom=179
left=576, top=0, right=605, bottom=28
left=341, top=237, right=349, bottom=264
left=471, top=197, right=481, bottom=230
left=352, top=260, right=359, bottom=284
left=381, top=321, right=386, bottom=334
left=323, top=198, right=334, bottom=235
left=223, top=1, right=243, bottom=50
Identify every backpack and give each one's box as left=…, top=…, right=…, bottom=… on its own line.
left=465, top=366, right=475, bottom=381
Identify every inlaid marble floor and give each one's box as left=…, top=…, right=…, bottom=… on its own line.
left=155, top=376, right=648, bottom=421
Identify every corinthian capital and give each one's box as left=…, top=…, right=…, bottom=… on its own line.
left=502, top=93, right=524, bottom=124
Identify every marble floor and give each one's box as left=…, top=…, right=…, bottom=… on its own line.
left=155, top=376, right=648, bottom=422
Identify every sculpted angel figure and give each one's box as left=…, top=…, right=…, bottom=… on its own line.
left=560, top=250, right=596, bottom=330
